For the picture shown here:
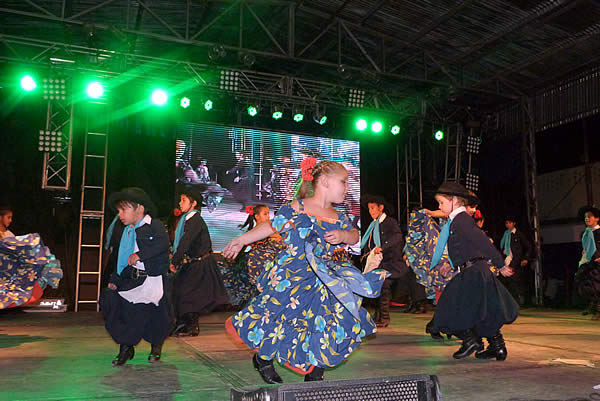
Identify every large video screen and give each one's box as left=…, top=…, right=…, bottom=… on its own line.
left=175, top=123, right=360, bottom=251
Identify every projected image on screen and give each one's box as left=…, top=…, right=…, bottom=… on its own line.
left=175, top=123, right=360, bottom=251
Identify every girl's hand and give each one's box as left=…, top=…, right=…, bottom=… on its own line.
left=169, top=264, right=178, bottom=273
left=324, top=230, right=346, bottom=245
left=499, top=266, right=514, bottom=277
left=223, top=237, right=245, bottom=260
left=108, top=283, right=117, bottom=290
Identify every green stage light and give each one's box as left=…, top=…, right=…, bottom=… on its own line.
left=20, top=75, right=37, bottom=91
left=180, top=97, right=190, bottom=108
left=293, top=113, right=304, bottom=122
left=356, top=119, right=367, bottom=131
left=435, top=130, right=445, bottom=141
left=86, top=82, right=104, bottom=99
left=272, top=111, right=283, bottom=120
left=371, top=121, right=383, bottom=133
left=391, top=125, right=401, bottom=135
left=319, top=115, right=327, bottom=125
left=204, top=99, right=213, bottom=111
left=151, top=89, right=168, bottom=106
left=248, top=106, right=258, bottom=116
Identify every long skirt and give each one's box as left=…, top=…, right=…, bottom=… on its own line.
left=574, top=262, right=600, bottom=302
left=171, top=255, right=229, bottom=317
left=433, top=261, right=519, bottom=338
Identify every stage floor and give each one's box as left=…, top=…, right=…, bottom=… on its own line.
left=1, top=308, right=599, bottom=401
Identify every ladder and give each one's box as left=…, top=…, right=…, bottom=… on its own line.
left=75, top=102, right=109, bottom=311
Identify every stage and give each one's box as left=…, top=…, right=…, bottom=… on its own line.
left=1, top=308, right=598, bottom=401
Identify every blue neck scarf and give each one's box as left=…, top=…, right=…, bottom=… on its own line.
left=173, top=210, right=197, bottom=253
left=582, top=227, right=597, bottom=263
left=360, top=215, right=382, bottom=249
left=117, top=216, right=146, bottom=275
left=430, top=219, right=452, bottom=269
left=104, top=216, right=119, bottom=250
left=500, top=229, right=512, bottom=256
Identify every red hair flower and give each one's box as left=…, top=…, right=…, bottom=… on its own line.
left=300, top=156, right=317, bottom=182
left=245, top=205, right=255, bottom=215
left=173, top=208, right=182, bottom=217
left=473, top=210, right=482, bottom=219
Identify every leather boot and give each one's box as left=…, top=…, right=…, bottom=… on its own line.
left=252, top=354, right=283, bottom=384
left=411, top=301, right=427, bottom=314
left=476, top=332, right=507, bottom=361
left=376, top=286, right=391, bottom=328
left=403, top=302, right=415, bottom=313
left=305, top=367, right=325, bottom=382
left=112, top=344, right=135, bottom=366
left=453, top=330, right=483, bottom=359
left=425, top=319, right=443, bottom=341
left=174, top=313, right=200, bottom=337
left=148, top=343, right=162, bottom=363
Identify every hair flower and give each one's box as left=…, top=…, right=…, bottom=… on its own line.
left=300, top=157, right=317, bottom=182
left=245, top=205, right=255, bottom=215
left=174, top=208, right=182, bottom=217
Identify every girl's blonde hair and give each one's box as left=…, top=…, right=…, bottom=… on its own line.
left=296, top=160, right=347, bottom=199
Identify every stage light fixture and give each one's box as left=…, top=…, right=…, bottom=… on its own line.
left=434, top=130, right=444, bottom=141
left=391, top=125, right=401, bottom=135
left=151, top=89, right=168, bottom=106
left=293, top=105, right=304, bottom=122
left=356, top=119, right=367, bottom=131
left=220, top=70, right=239, bottom=91
left=38, top=130, right=62, bottom=152
left=204, top=99, right=213, bottom=111
left=466, top=136, right=481, bottom=154
left=348, top=88, right=365, bottom=108
left=86, top=82, right=104, bottom=99
left=466, top=173, right=479, bottom=192
left=180, top=97, right=190, bottom=108
left=20, top=75, right=37, bottom=91
left=43, top=78, right=67, bottom=100
left=312, top=106, right=327, bottom=125
left=248, top=105, right=258, bottom=117
left=371, top=121, right=383, bottom=133
left=271, top=104, right=283, bottom=120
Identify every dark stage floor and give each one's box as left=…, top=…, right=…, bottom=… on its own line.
left=1, top=308, right=599, bottom=401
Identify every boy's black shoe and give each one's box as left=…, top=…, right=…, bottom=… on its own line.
left=476, top=332, right=507, bottom=361
left=112, top=344, right=135, bottom=366
left=453, top=330, right=483, bottom=359
left=425, top=320, right=443, bottom=341
left=304, top=367, right=325, bottom=382
left=148, top=344, right=162, bottom=363
left=252, top=354, right=283, bottom=384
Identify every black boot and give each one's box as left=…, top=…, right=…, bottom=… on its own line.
left=453, top=330, right=483, bottom=360
left=148, top=343, right=162, bottom=363
left=476, top=332, right=507, bottom=361
left=411, top=301, right=427, bottom=314
left=376, top=285, right=391, bottom=328
left=252, top=354, right=283, bottom=384
left=304, top=367, right=325, bottom=382
left=425, top=319, right=443, bottom=341
left=112, top=344, right=135, bottom=366
left=173, top=313, right=200, bottom=337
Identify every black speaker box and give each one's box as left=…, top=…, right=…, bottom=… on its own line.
left=231, top=374, right=443, bottom=401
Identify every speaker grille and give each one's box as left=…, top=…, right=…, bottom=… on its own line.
left=292, top=380, right=420, bottom=401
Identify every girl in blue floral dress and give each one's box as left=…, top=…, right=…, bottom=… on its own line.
left=223, top=159, right=388, bottom=383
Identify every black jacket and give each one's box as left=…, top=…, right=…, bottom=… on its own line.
left=448, top=212, right=505, bottom=269
left=171, top=212, right=212, bottom=266
left=109, top=217, right=170, bottom=289
left=507, top=229, right=531, bottom=269
left=364, top=215, right=409, bottom=278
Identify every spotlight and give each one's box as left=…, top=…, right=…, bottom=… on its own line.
left=293, top=105, right=304, bottom=122
left=371, top=121, right=383, bottom=133
left=466, top=136, right=481, bottom=154
left=151, top=89, right=168, bottom=106
left=180, top=97, right=191, bottom=109
left=208, top=44, right=226, bottom=61
left=220, top=70, right=239, bottom=91
left=356, top=119, right=367, bottom=131
left=38, top=130, right=62, bottom=152
left=348, top=88, right=365, bottom=108
left=434, top=130, right=444, bottom=141
left=465, top=173, right=479, bottom=192
left=86, top=82, right=104, bottom=99
left=271, top=104, right=283, bottom=120
left=391, top=125, right=401, bottom=135
left=312, top=106, right=327, bottom=125
left=204, top=99, right=213, bottom=111
left=43, top=78, right=67, bottom=100
left=248, top=105, right=258, bottom=117
left=20, top=75, right=37, bottom=91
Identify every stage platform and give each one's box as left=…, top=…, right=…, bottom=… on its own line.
left=1, top=308, right=599, bottom=401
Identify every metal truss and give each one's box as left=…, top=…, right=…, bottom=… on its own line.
left=521, top=97, right=543, bottom=306
left=41, top=91, right=74, bottom=190
left=444, top=123, right=464, bottom=183
left=0, top=0, right=516, bottom=108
